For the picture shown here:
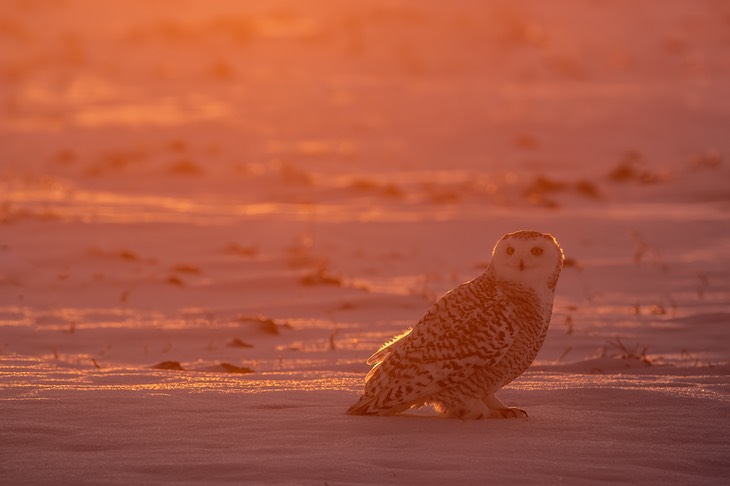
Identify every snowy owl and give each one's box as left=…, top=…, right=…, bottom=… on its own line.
left=347, top=230, right=564, bottom=419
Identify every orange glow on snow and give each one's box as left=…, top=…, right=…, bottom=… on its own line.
left=1, top=0, right=728, bottom=402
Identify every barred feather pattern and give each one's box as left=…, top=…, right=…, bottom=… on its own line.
left=347, top=270, right=553, bottom=417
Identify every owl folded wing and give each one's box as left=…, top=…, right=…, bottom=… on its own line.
left=363, top=299, right=520, bottom=405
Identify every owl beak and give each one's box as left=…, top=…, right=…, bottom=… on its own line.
left=519, top=259, right=525, bottom=271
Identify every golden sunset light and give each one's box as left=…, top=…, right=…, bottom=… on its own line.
left=1, top=1, right=729, bottom=484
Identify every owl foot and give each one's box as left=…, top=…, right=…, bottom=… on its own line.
left=431, top=397, right=492, bottom=420
left=483, top=394, right=528, bottom=419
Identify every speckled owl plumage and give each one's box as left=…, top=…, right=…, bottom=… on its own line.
left=347, top=230, right=564, bottom=419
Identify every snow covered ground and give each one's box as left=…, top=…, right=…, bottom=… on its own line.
left=1, top=0, right=729, bottom=484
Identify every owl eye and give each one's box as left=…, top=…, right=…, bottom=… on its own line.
left=531, top=247, right=543, bottom=256
left=506, top=247, right=515, bottom=255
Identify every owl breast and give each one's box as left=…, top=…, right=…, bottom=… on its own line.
left=453, top=279, right=550, bottom=397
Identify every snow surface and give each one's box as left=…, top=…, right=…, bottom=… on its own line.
left=1, top=0, right=729, bottom=484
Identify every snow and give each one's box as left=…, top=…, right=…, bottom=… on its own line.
left=3, top=356, right=728, bottom=485
left=1, top=0, right=730, bottom=484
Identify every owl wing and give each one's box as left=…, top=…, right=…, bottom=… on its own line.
left=349, top=295, right=520, bottom=415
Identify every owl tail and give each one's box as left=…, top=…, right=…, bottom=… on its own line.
left=346, top=394, right=382, bottom=415
left=346, top=393, right=415, bottom=416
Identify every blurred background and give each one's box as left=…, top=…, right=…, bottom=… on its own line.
left=0, top=0, right=729, bottom=377
left=1, top=0, right=728, bottom=203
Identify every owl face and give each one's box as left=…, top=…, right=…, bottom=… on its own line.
left=490, top=231, right=564, bottom=291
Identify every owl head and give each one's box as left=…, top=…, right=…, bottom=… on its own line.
left=489, top=230, right=564, bottom=292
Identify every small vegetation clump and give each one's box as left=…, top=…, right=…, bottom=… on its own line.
left=168, top=159, right=205, bottom=176
left=217, top=362, right=254, bottom=374
left=301, top=263, right=343, bottom=287
left=151, top=360, right=185, bottom=370
left=607, top=150, right=662, bottom=184
left=605, top=336, right=655, bottom=366
left=236, top=315, right=286, bottom=335
left=227, top=338, right=254, bottom=348
left=225, top=242, right=259, bottom=257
